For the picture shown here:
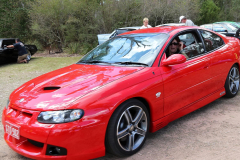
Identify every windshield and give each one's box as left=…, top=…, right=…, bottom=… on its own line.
left=229, top=23, right=239, bottom=29
left=117, top=29, right=135, bottom=35
left=79, top=33, right=169, bottom=66
left=219, top=23, right=237, bottom=32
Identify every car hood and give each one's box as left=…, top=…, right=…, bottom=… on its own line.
left=10, top=64, right=143, bottom=111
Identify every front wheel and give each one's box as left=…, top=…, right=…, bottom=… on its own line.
left=106, top=99, right=149, bottom=157
left=224, top=64, right=239, bottom=98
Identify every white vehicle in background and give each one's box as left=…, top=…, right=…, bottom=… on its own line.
left=200, top=23, right=239, bottom=38
left=156, top=23, right=185, bottom=27
left=97, top=26, right=141, bottom=45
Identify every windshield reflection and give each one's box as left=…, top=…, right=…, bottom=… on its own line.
left=79, top=33, right=169, bottom=66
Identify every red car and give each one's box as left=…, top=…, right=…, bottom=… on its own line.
left=2, top=26, right=240, bottom=160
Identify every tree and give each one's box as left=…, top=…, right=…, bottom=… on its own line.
left=198, top=0, right=220, bottom=24
left=0, top=0, right=31, bottom=41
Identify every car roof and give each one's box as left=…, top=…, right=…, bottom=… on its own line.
left=120, top=26, right=199, bottom=35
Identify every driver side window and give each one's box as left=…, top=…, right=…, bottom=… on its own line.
left=178, top=32, right=205, bottom=59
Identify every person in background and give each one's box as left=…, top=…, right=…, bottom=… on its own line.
left=140, top=17, right=152, bottom=29
left=7, top=39, right=29, bottom=63
left=179, top=16, right=195, bottom=26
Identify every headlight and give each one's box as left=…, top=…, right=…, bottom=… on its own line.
left=6, top=99, right=10, bottom=109
left=37, top=109, right=84, bottom=124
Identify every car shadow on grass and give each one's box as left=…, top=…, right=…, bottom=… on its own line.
left=0, top=57, right=43, bottom=67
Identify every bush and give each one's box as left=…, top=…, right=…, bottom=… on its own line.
left=68, top=42, right=81, bottom=54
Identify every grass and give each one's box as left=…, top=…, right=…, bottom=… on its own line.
left=0, top=56, right=82, bottom=116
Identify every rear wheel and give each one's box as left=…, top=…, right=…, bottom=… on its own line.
left=224, top=64, right=239, bottom=98
left=106, top=99, right=149, bottom=157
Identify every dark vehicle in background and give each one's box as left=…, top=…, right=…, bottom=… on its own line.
left=0, top=38, right=37, bottom=64
left=97, top=26, right=141, bottom=45
left=200, top=23, right=239, bottom=38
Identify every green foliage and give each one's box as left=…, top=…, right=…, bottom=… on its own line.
left=1, top=0, right=240, bottom=54
left=0, top=0, right=31, bottom=41
left=68, top=43, right=81, bottom=54
left=198, top=0, right=220, bottom=24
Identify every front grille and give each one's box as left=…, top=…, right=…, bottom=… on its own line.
left=28, top=139, right=44, bottom=148
left=21, top=111, right=32, bottom=118
left=8, top=106, right=33, bottom=118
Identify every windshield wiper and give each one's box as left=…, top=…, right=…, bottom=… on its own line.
left=114, top=61, right=148, bottom=66
left=79, top=60, right=111, bottom=64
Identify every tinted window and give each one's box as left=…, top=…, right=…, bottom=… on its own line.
left=80, top=33, right=169, bottom=66
left=199, top=30, right=224, bottom=52
left=2, top=40, right=15, bottom=47
left=117, top=29, right=135, bottom=35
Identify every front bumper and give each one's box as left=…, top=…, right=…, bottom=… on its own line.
left=2, top=105, right=106, bottom=160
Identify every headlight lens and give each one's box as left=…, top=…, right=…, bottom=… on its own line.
left=6, top=99, right=10, bottom=109
left=37, top=109, right=84, bottom=124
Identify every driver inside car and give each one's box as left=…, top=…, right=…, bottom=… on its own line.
left=166, top=37, right=184, bottom=57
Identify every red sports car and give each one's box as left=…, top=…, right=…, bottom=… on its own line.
left=2, top=26, right=240, bottom=160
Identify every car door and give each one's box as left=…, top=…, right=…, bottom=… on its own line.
left=198, top=29, right=231, bottom=92
left=160, top=30, right=214, bottom=116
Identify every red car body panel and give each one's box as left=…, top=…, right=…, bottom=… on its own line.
left=2, top=26, right=240, bottom=159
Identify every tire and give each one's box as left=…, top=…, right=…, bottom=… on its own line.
left=105, top=99, right=150, bottom=157
left=224, top=64, right=239, bottom=98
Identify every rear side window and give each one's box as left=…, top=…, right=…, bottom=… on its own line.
left=199, top=30, right=224, bottom=52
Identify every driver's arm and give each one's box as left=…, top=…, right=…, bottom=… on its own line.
left=179, top=41, right=184, bottom=51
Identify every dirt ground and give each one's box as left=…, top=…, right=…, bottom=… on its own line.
left=1, top=53, right=240, bottom=160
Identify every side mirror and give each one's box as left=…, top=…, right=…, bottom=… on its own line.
left=162, top=54, right=186, bottom=66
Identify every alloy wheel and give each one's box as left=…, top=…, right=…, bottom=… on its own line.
left=228, top=66, right=239, bottom=95
left=117, top=105, right=147, bottom=151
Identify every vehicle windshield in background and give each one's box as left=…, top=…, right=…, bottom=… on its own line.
left=79, top=33, right=169, bottom=66
left=116, top=29, right=134, bottom=35
left=222, top=23, right=238, bottom=32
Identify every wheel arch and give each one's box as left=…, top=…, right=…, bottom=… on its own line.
left=234, top=62, right=240, bottom=71
left=104, top=96, right=152, bottom=137
left=107, top=97, right=152, bottom=125
left=104, top=96, right=151, bottom=156
left=134, top=97, right=151, bottom=118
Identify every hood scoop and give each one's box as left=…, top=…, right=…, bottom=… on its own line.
left=41, top=86, right=61, bottom=92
